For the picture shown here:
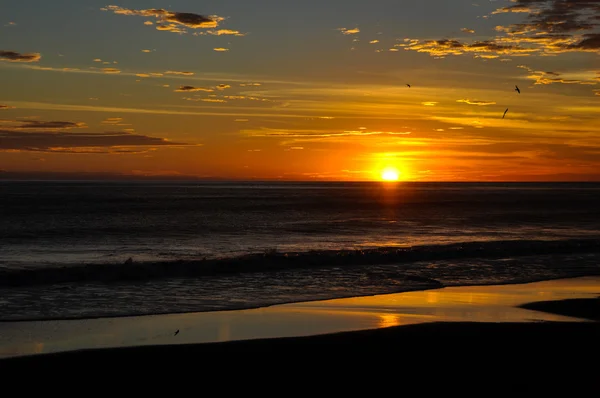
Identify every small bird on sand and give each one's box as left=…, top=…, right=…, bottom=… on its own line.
left=174, top=329, right=179, bottom=336
left=406, top=84, right=411, bottom=88
left=515, top=85, right=520, bottom=94
left=502, top=108, right=509, bottom=119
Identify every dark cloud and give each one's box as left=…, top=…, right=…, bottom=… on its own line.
left=0, top=50, right=41, bottom=62
left=174, top=85, right=214, bottom=92
left=0, top=130, right=190, bottom=153
left=6, top=120, right=87, bottom=130
left=101, top=5, right=225, bottom=34
left=403, top=1, right=600, bottom=58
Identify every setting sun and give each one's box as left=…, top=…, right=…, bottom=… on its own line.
left=381, top=167, right=400, bottom=181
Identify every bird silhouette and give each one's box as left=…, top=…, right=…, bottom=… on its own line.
left=174, top=329, right=179, bottom=336
left=406, top=84, right=411, bottom=88
left=502, top=108, right=508, bottom=119
left=515, top=85, right=520, bottom=94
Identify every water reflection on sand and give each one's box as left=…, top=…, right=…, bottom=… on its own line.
left=1, top=276, right=598, bottom=358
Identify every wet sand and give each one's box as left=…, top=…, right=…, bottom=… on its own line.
left=1, top=276, right=599, bottom=388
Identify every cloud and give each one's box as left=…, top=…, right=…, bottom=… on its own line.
left=517, top=65, right=600, bottom=87
left=141, top=49, right=152, bottom=53
left=216, top=84, right=231, bottom=90
left=369, top=40, right=379, bottom=44
left=213, top=48, right=229, bottom=52
left=102, top=68, right=121, bottom=74
left=422, top=102, right=438, bottom=106
left=0, top=119, right=87, bottom=130
left=194, top=29, right=245, bottom=36
left=101, top=5, right=225, bottom=34
left=402, top=1, right=600, bottom=59
left=165, top=70, right=194, bottom=76
left=101, top=117, right=123, bottom=124
left=399, top=38, right=537, bottom=57
left=338, top=27, right=360, bottom=35
left=0, top=105, right=15, bottom=109
left=244, top=127, right=412, bottom=139
left=0, top=50, right=41, bottom=62
left=239, top=83, right=261, bottom=86
left=93, top=58, right=102, bottom=62
left=456, top=99, right=497, bottom=105
left=0, top=130, right=190, bottom=153
left=461, top=28, right=475, bottom=34
left=174, top=85, right=214, bottom=92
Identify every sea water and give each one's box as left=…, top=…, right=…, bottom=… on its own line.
left=1, top=181, right=599, bottom=320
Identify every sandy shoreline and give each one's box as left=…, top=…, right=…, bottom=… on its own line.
left=1, top=276, right=599, bottom=390
left=1, top=275, right=598, bottom=364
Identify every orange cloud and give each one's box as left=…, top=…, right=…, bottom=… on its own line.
left=102, top=68, right=121, bottom=74
left=461, top=28, right=475, bottom=34
left=165, top=70, right=195, bottom=76
left=213, top=47, right=229, bottom=52
left=338, top=27, right=360, bottom=35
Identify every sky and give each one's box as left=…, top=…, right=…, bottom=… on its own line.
left=1, top=0, right=599, bottom=182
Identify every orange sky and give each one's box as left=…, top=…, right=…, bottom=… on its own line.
left=1, top=1, right=599, bottom=181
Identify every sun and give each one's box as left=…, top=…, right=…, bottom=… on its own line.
left=381, top=167, right=400, bottom=182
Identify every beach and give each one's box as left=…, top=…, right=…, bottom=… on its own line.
left=2, top=275, right=599, bottom=387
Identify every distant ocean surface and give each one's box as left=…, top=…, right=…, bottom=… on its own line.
left=1, top=181, right=599, bottom=321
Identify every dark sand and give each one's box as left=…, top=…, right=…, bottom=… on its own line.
left=2, top=296, right=599, bottom=391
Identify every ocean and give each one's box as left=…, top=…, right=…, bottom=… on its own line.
left=1, top=181, right=599, bottom=321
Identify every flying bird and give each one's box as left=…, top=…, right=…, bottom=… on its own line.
left=502, top=108, right=508, bottom=119
left=406, top=84, right=411, bottom=88
left=515, top=85, right=520, bottom=94
left=174, top=329, right=179, bottom=336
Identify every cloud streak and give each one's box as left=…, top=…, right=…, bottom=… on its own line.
left=456, top=99, right=497, bottom=106
left=0, top=130, right=191, bottom=153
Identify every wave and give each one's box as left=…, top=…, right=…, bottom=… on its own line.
left=2, top=238, right=600, bottom=288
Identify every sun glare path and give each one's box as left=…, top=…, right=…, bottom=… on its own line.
left=381, top=167, right=400, bottom=182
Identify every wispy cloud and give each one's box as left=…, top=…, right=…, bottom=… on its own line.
left=243, top=127, right=412, bottom=139
left=0, top=130, right=191, bottom=153
left=165, top=70, right=194, bottom=76
left=461, top=28, right=475, bottom=34
left=0, top=104, right=16, bottom=109
left=1, top=50, right=41, bottom=62
left=213, top=47, right=229, bottom=52
left=457, top=99, right=497, bottom=106
left=0, top=119, right=87, bottom=131
left=517, top=65, right=600, bottom=87
left=194, top=29, right=245, bottom=36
